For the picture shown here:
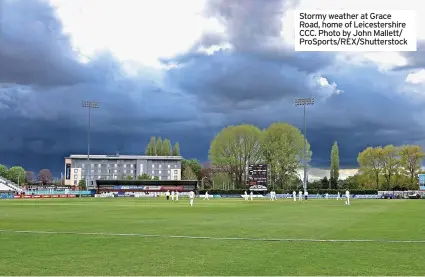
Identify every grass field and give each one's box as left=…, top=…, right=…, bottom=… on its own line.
left=0, top=197, right=424, bottom=276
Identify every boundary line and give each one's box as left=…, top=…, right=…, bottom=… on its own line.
left=0, top=230, right=424, bottom=243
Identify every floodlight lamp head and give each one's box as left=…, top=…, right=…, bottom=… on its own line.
left=295, top=97, right=315, bottom=106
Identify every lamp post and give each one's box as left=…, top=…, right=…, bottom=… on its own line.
left=295, top=97, right=314, bottom=195
left=81, top=101, right=100, bottom=190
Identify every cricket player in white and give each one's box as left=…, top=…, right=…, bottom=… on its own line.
left=298, top=190, right=303, bottom=201
left=293, top=191, right=296, bottom=201
left=345, top=190, right=350, bottom=205
left=244, top=191, right=248, bottom=201
left=325, top=193, right=329, bottom=199
left=171, top=190, right=175, bottom=201
left=204, top=191, right=209, bottom=200
left=336, top=191, right=341, bottom=200
left=272, top=190, right=277, bottom=201
left=269, top=191, right=274, bottom=201
left=175, top=191, right=179, bottom=201
left=189, top=191, right=195, bottom=207
left=250, top=191, right=253, bottom=201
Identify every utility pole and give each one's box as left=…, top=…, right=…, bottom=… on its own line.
left=81, top=101, right=100, bottom=190
left=295, top=97, right=314, bottom=195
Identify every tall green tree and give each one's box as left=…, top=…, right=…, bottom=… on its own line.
left=172, top=142, right=180, bottom=156
left=162, top=139, right=172, bottom=156
left=209, top=124, right=262, bottom=188
left=399, top=145, right=425, bottom=187
left=381, top=145, right=401, bottom=190
left=261, top=123, right=310, bottom=189
left=0, top=164, right=8, bottom=178
left=7, top=166, right=25, bottom=184
left=182, top=166, right=197, bottom=180
left=155, top=137, right=163, bottom=156
left=145, top=136, right=156, bottom=156
left=357, top=147, right=383, bottom=190
left=330, top=141, right=340, bottom=188
left=182, top=159, right=202, bottom=180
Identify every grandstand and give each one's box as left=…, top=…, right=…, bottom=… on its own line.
left=0, top=177, right=22, bottom=193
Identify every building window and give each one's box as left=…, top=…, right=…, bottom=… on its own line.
left=114, top=169, right=117, bottom=173
left=91, top=164, right=94, bottom=168
left=168, top=170, right=170, bottom=174
left=114, top=164, right=117, bottom=168
left=167, top=176, right=170, bottom=180
left=124, top=164, right=127, bottom=168
left=130, top=170, right=133, bottom=174
left=98, top=164, right=101, bottom=168
left=82, top=164, right=85, bottom=168
left=98, top=176, right=101, bottom=179
left=175, top=164, right=177, bottom=168
left=152, top=164, right=154, bottom=168
left=108, top=170, right=111, bottom=174
left=159, top=164, right=162, bottom=168
left=151, top=170, right=154, bottom=175
left=168, top=164, right=170, bottom=169
left=124, top=170, right=127, bottom=174
left=159, top=170, right=161, bottom=174
left=90, top=169, right=94, bottom=173
left=130, top=164, right=134, bottom=168
left=74, top=169, right=78, bottom=173
left=174, top=170, right=178, bottom=174
left=74, top=174, right=78, bottom=179
left=74, top=180, right=78, bottom=185
left=97, top=170, right=101, bottom=173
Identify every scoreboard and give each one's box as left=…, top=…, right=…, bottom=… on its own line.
left=419, top=174, right=425, bottom=191
left=248, top=164, right=268, bottom=188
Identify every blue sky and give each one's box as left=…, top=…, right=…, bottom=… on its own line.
left=0, top=0, right=424, bottom=179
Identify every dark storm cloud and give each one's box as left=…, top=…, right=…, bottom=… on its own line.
left=0, top=0, right=93, bottom=86
left=1, top=0, right=424, bottom=176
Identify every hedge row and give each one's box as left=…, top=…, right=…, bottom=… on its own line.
left=198, top=189, right=378, bottom=195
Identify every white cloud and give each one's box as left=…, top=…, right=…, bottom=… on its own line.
left=49, top=0, right=215, bottom=68
left=406, top=70, right=425, bottom=84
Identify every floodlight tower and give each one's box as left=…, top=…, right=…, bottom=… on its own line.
left=295, top=97, right=314, bottom=194
left=81, top=101, right=100, bottom=189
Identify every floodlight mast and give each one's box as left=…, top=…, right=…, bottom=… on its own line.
left=81, top=101, right=100, bottom=190
left=295, top=97, right=314, bottom=195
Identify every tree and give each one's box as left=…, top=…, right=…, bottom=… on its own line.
left=182, top=166, right=197, bottom=180
left=399, top=145, right=425, bottom=187
left=320, top=176, right=329, bottom=189
left=357, top=147, right=383, bottom=190
left=199, top=167, right=214, bottom=188
left=0, top=164, right=8, bottom=178
left=153, top=176, right=160, bottom=181
left=262, top=123, right=311, bottom=189
left=78, top=179, right=86, bottom=189
left=172, top=142, right=180, bottom=156
left=145, top=136, right=157, bottom=156
left=209, top=124, right=262, bottom=188
left=330, top=141, right=340, bottom=188
left=37, top=169, right=52, bottom=185
left=7, top=166, right=25, bottom=184
left=137, top=173, right=152, bottom=180
left=155, top=137, right=163, bottom=156
left=381, top=145, right=401, bottom=190
left=125, top=175, right=134, bottom=180
left=182, top=159, right=202, bottom=180
left=162, top=139, right=172, bottom=156
left=25, top=171, right=35, bottom=184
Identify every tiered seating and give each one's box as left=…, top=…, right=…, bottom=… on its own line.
left=0, top=182, right=13, bottom=191
left=0, top=177, right=23, bottom=193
